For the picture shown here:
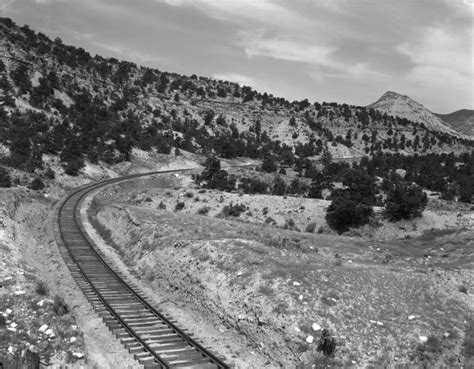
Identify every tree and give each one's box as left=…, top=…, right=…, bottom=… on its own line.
left=339, top=168, right=376, bottom=206
left=308, top=172, right=325, bottom=199
left=326, top=190, right=373, bottom=233
left=458, top=175, right=474, bottom=203
left=0, top=167, right=11, bottom=187
left=261, top=155, right=277, bottom=173
left=29, top=177, right=45, bottom=190
left=384, top=180, right=427, bottom=220
left=272, top=176, right=286, bottom=196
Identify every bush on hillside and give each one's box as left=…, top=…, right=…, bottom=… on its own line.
left=29, top=177, right=45, bottom=190
left=384, top=180, right=427, bottom=220
left=221, top=202, right=246, bottom=217
left=326, top=190, right=373, bottom=233
left=0, top=167, right=11, bottom=187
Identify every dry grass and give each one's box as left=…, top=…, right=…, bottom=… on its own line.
left=87, top=178, right=474, bottom=367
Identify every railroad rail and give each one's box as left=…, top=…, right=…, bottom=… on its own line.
left=53, top=169, right=230, bottom=368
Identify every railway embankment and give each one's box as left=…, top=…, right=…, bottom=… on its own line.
left=85, top=175, right=474, bottom=368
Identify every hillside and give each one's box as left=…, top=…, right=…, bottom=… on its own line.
left=368, top=91, right=460, bottom=136
left=0, top=17, right=473, bottom=179
left=435, top=109, right=474, bottom=137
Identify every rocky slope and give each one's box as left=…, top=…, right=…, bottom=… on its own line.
left=435, top=109, right=474, bottom=137
left=368, top=91, right=460, bottom=136
left=0, top=16, right=473, bottom=178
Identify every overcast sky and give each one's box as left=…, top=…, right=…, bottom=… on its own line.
left=3, top=0, right=473, bottom=113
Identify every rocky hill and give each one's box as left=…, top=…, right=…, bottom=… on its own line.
left=435, top=109, right=474, bottom=137
left=0, top=18, right=473, bottom=176
left=368, top=91, right=460, bottom=136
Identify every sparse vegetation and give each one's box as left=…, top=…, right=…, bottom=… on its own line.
left=29, top=177, right=45, bottom=190
left=384, top=180, right=427, bottom=220
left=197, top=206, right=210, bottom=215
left=221, top=202, right=246, bottom=217
left=52, top=295, right=69, bottom=316
left=35, top=280, right=48, bottom=296
left=175, top=201, right=185, bottom=211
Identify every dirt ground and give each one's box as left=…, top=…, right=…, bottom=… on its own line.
left=1, top=147, right=473, bottom=368
left=87, top=173, right=474, bottom=368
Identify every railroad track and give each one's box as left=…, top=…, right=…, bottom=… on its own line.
left=53, top=169, right=230, bottom=368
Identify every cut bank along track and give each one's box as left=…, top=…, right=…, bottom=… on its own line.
left=53, top=170, right=230, bottom=368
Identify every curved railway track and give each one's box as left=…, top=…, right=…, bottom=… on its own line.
left=53, top=169, right=230, bottom=368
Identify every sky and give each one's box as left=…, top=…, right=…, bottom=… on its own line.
left=2, top=0, right=473, bottom=113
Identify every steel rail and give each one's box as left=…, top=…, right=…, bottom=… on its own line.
left=55, top=167, right=237, bottom=368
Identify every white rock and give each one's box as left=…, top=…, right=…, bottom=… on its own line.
left=419, top=336, right=428, bottom=343
left=9, top=322, right=17, bottom=328
left=294, top=326, right=301, bottom=332
left=306, top=335, right=314, bottom=344
left=298, top=295, right=303, bottom=301
left=5, top=308, right=12, bottom=315
left=37, top=300, right=44, bottom=307
left=7, top=327, right=17, bottom=332
left=408, top=315, right=416, bottom=320
left=293, top=281, right=301, bottom=286
left=312, top=323, right=321, bottom=331
left=7, top=346, right=15, bottom=355
left=72, top=352, right=84, bottom=359
left=14, top=290, right=26, bottom=295
left=70, top=336, right=77, bottom=343
left=39, top=324, right=48, bottom=333
left=236, top=271, right=243, bottom=276
left=45, top=328, right=55, bottom=337
left=377, top=321, right=384, bottom=326
left=369, top=320, right=377, bottom=324
left=443, top=332, right=450, bottom=338
left=238, top=314, right=245, bottom=320
left=71, top=325, right=77, bottom=330
left=348, top=260, right=353, bottom=263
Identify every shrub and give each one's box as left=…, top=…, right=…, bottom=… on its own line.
left=239, top=177, right=268, bottom=194
left=64, top=159, right=84, bottom=176
left=463, top=318, right=474, bottom=360
left=385, top=180, right=427, bottom=221
left=272, top=176, right=286, bottom=196
left=44, top=167, right=55, bottom=179
left=29, top=177, right=45, bottom=190
left=35, top=281, right=48, bottom=296
left=326, top=190, right=373, bottom=233
left=414, top=335, right=444, bottom=364
left=175, top=201, right=185, bottom=211
left=261, top=156, right=277, bottom=173
left=53, top=296, right=69, bottom=316
left=197, top=206, right=210, bottom=215
left=317, top=329, right=336, bottom=357
left=158, top=201, right=166, bottom=209
left=305, top=222, right=316, bottom=233
left=0, top=167, right=11, bottom=187
left=459, top=285, right=468, bottom=294
left=221, top=202, right=246, bottom=217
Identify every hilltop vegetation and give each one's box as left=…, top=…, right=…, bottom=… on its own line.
left=0, top=17, right=473, bottom=178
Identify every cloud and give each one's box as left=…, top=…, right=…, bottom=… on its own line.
left=163, top=0, right=311, bottom=29
left=240, top=31, right=336, bottom=67
left=213, top=72, right=255, bottom=86
left=397, top=27, right=471, bottom=79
